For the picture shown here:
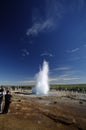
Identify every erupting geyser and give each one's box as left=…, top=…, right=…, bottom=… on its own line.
left=34, top=60, right=49, bottom=95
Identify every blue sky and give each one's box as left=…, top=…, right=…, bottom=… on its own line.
left=0, top=0, right=86, bottom=85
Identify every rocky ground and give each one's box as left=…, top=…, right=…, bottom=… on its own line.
left=0, top=91, right=86, bottom=130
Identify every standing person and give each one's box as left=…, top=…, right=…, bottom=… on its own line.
left=0, top=87, right=4, bottom=113
left=3, top=90, right=12, bottom=114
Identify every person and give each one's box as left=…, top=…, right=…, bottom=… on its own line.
left=3, top=90, right=12, bottom=114
left=0, top=87, right=4, bottom=113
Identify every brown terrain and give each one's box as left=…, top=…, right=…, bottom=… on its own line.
left=0, top=91, right=86, bottom=130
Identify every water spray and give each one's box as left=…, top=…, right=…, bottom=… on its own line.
left=32, top=60, right=49, bottom=95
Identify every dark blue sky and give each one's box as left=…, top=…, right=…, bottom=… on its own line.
left=0, top=0, right=86, bottom=85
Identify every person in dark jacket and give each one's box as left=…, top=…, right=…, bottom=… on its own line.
left=3, top=90, right=12, bottom=114
left=0, top=87, right=4, bottom=113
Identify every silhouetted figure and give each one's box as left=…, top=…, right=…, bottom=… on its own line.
left=3, top=90, right=12, bottom=114
left=0, top=87, right=4, bottom=113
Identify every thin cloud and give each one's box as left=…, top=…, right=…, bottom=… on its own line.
left=3, top=80, right=36, bottom=86
left=41, top=52, right=54, bottom=57
left=62, top=77, right=80, bottom=81
left=49, top=76, right=80, bottom=83
left=49, top=77, right=59, bottom=82
left=53, top=67, right=70, bottom=71
left=26, top=0, right=85, bottom=37
left=26, top=19, right=54, bottom=36
left=26, top=0, right=65, bottom=37
left=84, top=44, right=86, bottom=47
left=71, top=48, right=79, bottom=52
left=22, top=49, right=30, bottom=57
left=19, top=80, right=35, bottom=83
left=50, top=68, right=81, bottom=83
left=67, top=48, right=79, bottom=53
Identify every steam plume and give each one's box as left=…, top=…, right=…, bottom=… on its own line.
left=35, top=60, right=49, bottom=95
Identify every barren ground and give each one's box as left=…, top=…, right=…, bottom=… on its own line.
left=0, top=91, right=86, bottom=130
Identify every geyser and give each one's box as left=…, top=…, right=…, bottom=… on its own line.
left=35, top=60, right=49, bottom=95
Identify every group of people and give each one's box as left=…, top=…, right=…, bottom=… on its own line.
left=0, top=87, right=12, bottom=114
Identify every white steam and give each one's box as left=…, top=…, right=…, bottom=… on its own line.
left=35, top=60, right=49, bottom=95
